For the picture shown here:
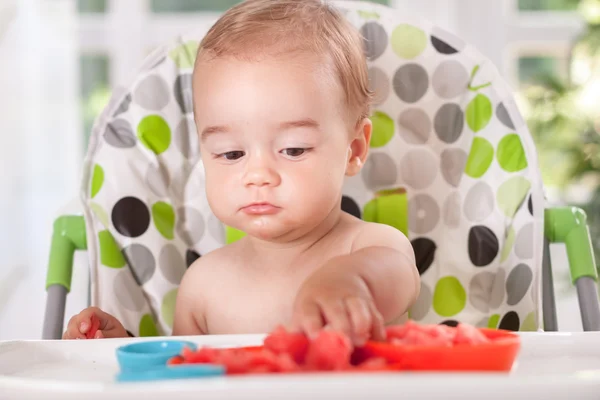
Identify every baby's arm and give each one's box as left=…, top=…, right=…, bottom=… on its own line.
left=293, top=223, right=419, bottom=344
left=172, top=257, right=209, bottom=336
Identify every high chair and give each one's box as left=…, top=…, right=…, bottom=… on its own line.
left=42, top=0, right=600, bottom=339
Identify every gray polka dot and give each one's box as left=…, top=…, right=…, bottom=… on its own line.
left=146, top=163, right=170, bottom=197
left=114, top=270, right=146, bottom=311
left=496, top=102, right=515, bottom=130
left=113, top=93, right=131, bottom=117
left=469, top=270, right=505, bottom=312
left=104, top=119, right=136, bottom=148
left=490, top=269, right=505, bottom=309
left=362, top=152, right=397, bottom=190
left=440, top=148, right=467, bottom=187
left=434, top=103, right=464, bottom=143
left=432, top=60, right=469, bottom=99
left=398, top=108, right=431, bottom=144
left=409, top=283, right=431, bottom=321
left=393, top=64, right=429, bottom=103
left=122, top=244, right=156, bottom=286
left=443, top=192, right=461, bottom=228
left=400, top=149, right=437, bottom=189
left=159, top=244, right=187, bottom=285
left=464, top=182, right=495, bottom=222
left=360, top=22, right=388, bottom=60
left=176, top=206, right=206, bottom=246
left=174, top=117, right=199, bottom=160
left=208, top=213, right=226, bottom=243
left=515, top=223, right=534, bottom=259
left=174, top=74, right=193, bottom=114
left=170, top=162, right=194, bottom=200
left=368, top=67, right=390, bottom=105
left=408, top=194, right=440, bottom=234
left=476, top=318, right=489, bottom=328
left=506, top=263, right=533, bottom=306
left=469, top=272, right=495, bottom=312
left=133, top=75, right=170, bottom=111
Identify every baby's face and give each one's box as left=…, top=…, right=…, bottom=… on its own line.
left=193, top=53, right=367, bottom=242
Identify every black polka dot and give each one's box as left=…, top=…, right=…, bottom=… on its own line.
left=412, top=238, right=436, bottom=275
left=431, top=36, right=458, bottom=54
left=528, top=194, right=533, bottom=216
left=186, top=249, right=201, bottom=268
left=498, top=311, right=520, bottom=331
left=341, top=196, right=361, bottom=219
left=440, top=320, right=459, bottom=327
left=111, top=197, right=151, bottom=238
left=468, top=225, right=499, bottom=267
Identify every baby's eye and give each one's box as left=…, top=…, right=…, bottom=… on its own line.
left=220, top=151, right=245, bottom=160
left=282, top=148, right=307, bottom=157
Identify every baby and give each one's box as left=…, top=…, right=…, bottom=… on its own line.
left=63, top=0, right=420, bottom=346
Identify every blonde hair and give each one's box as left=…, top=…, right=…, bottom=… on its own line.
left=195, top=0, right=372, bottom=124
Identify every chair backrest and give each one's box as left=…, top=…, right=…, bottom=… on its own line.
left=81, top=1, right=544, bottom=336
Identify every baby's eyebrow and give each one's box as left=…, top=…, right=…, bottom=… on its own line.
left=200, top=125, right=230, bottom=141
left=279, top=118, right=320, bottom=131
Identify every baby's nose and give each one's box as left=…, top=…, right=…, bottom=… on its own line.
left=242, top=157, right=281, bottom=187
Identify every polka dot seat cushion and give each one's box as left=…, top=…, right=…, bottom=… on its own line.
left=80, top=1, right=544, bottom=336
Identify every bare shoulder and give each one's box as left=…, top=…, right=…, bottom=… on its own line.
left=173, top=242, right=241, bottom=335
left=350, top=219, right=415, bottom=263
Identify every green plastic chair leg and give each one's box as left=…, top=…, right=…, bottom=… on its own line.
left=42, top=215, right=87, bottom=339
left=545, top=207, right=600, bottom=331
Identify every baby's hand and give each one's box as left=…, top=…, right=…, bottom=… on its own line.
left=291, top=265, right=386, bottom=346
left=62, top=307, right=129, bottom=339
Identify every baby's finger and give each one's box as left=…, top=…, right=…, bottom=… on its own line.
left=94, top=330, right=105, bottom=339
left=368, top=302, right=386, bottom=342
left=296, top=301, right=324, bottom=339
left=63, top=318, right=86, bottom=340
left=345, top=297, right=371, bottom=345
left=321, top=299, right=352, bottom=339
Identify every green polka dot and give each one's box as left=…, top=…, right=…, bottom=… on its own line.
left=168, top=41, right=199, bottom=69
left=358, top=10, right=380, bottom=19
left=497, top=177, right=531, bottom=217
left=500, top=226, right=516, bottom=262
left=521, top=312, right=537, bottom=331
left=497, top=134, right=528, bottom=172
left=391, top=24, right=427, bottom=59
left=161, top=288, right=178, bottom=328
left=433, top=276, right=467, bottom=317
left=370, top=111, right=394, bottom=148
left=90, top=202, right=109, bottom=227
left=137, top=115, right=171, bottom=155
left=363, top=189, right=408, bottom=236
left=488, top=314, right=501, bottom=329
left=466, top=94, right=492, bottom=133
left=91, top=164, right=104, bottom=198
left=98, top=230, right=126, bottom=268
left=139, top=313, right=159, bottom=337
left=226, top=226, right=246, bottom=244
left=464, top=137, right=494, bottom=178
left=152, top=202, right=175, bottom=240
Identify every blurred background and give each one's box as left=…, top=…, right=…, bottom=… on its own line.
left=0, top=0, right=598, bottom=339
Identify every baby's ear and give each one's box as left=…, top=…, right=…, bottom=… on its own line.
left=345, top=118, right=372, bottom=176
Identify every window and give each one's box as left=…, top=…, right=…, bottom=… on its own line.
left=80, top=54, right=110, bottom=148
left=518, top=56, right=566, bottom=86
left=77, top=0, right=107, bottom=13
left=150, top=0, right=241, bottom=13
left=518, top=0, right=580, bottom=11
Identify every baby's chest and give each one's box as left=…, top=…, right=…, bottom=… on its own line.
left=205, top=283, right=298, bottom=334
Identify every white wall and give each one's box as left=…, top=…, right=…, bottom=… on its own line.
left=0, top=0, right=84, bottom=340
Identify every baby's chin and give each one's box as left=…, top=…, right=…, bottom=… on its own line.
left=235, top=217, right=305, bottom=243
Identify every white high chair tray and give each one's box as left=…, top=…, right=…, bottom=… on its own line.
left=1, top=332, right=600, bottom=400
